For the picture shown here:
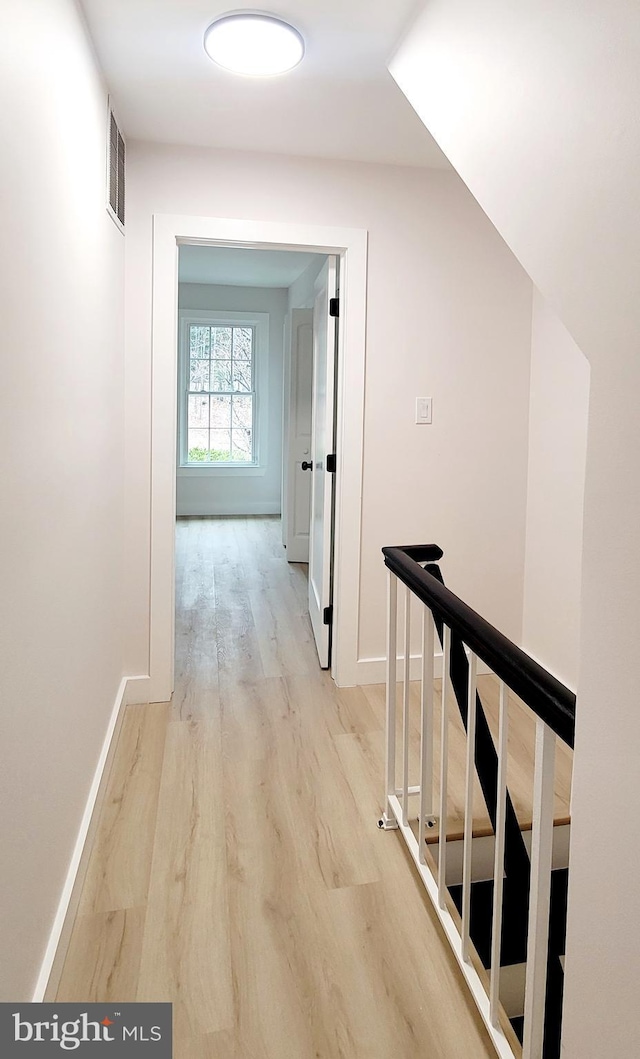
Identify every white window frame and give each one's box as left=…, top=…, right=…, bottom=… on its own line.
left=177, top=309, right=269, bottom=477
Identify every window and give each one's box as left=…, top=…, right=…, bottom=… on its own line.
left=186, top=323, right=255, bottom=463
left=178, top=311, right=269, bottom=471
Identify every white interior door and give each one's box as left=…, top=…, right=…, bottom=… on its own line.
left=283, top=309, right=314, bottom=562
left=308, top=258, right=338, bottom=668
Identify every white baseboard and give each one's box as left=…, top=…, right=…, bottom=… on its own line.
left=355, top=652, right=493, bottom=685
left=124, top=674, right=152, bottom=705
left=176, top=501, right=281, bottom=517
left=32, top=674, right=143, bottom=1001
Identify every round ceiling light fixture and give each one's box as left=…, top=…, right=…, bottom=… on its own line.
left=204, top=13, right=305, bottom=77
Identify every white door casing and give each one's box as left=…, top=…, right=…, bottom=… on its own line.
left=283, top=308, right=314, bottom=563
left=149, top=215, right=367, bottom=699
left=308, top=260, right=338, bottom=667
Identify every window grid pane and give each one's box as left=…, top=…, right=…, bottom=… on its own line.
left=233, top=326, right=252, bottom=360
left=189, top=358, right=210, bottom=391
left=188, top=394, right=209, bottom=430
left=210, top=394, right=231, bottom=429
left=186, top=324, right=255, bottom=464
left=211, top=327, right=232, bottom=358
left=211, top=360, right=233, bottom=391
left=188, top=428, right=209, bottom=459
left=232, top=360, right=252, bottom=392
left=189, top=325, right=210, bottom=359
left=231, top=427, right=252, bottom=461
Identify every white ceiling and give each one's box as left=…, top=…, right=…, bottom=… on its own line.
left=178, top=245, right=323, bottom=287
left=79, top=0, right=447, bottom=168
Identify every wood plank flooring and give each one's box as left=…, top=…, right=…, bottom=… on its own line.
left=55, top=516, right=501, bottom=1057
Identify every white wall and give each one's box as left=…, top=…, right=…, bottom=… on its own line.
left=287, top=256, right=326, bottom=312
left=522, top=292, right=590, bottom=689
left=124, top=142, right=533, bottom=680
left=177, top=283, right=287, bottom=516
left=391, top=4, right=640, bottom=1054
left=0, top=0, right=124, bottom=999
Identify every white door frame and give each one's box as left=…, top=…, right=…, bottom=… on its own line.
left=149, top=213, right=368, bottom=702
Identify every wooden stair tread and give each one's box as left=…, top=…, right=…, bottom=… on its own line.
left=423, top=814, right=570, bottom=845
left=368, top=674, right=573, bottom=842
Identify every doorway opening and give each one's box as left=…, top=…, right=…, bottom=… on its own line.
left=149, top=214, right=367, bottom=703
left=175, top=242, right=333, bottom=669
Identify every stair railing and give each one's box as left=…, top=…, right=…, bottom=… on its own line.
left=379, top=544, right=576, bottom=1059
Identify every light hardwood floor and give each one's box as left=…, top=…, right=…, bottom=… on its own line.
left=55, top=516, right=501, bottom=1058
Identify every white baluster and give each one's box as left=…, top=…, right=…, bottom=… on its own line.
left=419, top=607, right=435, bottom=863
left=402, top=586, right=411, bottom=827
left=462, top=649, right=478, bottom=962
left=490, top=680, right=509, bottom=1025
left=438, top=624, right=451, bottom=909
left=523, top=719, right=556, bottom=1058
left=382, top=571, right=398, bottom=828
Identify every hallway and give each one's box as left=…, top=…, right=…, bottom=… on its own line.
left=55, top=516, right=495, bottom=1058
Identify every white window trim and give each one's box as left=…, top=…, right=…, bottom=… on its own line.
left=177, top=309, right=269, bottom=477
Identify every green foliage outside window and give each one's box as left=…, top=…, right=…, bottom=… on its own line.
left=188, top=447, right=232, bottom=462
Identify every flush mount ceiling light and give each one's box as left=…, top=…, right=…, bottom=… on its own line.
left=204, top=13, right=305, bottom=77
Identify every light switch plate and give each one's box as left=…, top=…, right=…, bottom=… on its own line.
left=416, top=397, right=432, bottom=424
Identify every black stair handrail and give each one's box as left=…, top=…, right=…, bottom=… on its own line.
left=382, top=545, right=576, bottom=748
left=425, top=563, right=531, bottom=885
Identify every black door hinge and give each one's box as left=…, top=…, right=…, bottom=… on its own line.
left=326, top=453, right=336, bottom=473
left=329, top=297, right=340, bottom=318
left=323, top=605, right=333, bottom=626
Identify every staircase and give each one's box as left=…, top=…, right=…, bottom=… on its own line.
left=449, top=867, right=568, bottom=1054
left=378, top=544, right=576, bottom=1059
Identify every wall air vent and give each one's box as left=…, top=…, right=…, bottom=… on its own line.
left=107, top=102, right=125, bottom=231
